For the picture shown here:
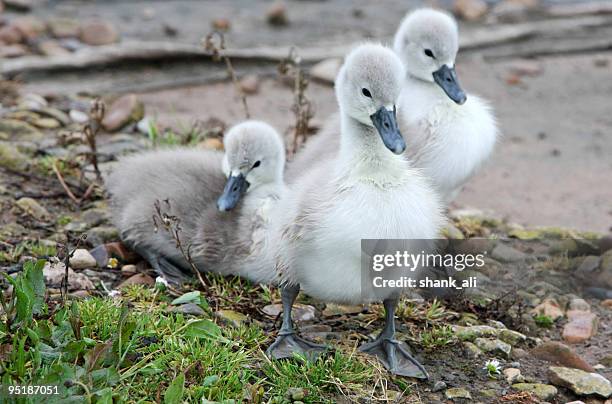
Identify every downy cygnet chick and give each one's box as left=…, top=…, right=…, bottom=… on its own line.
left=286, top=8, right=498, bottom=204
left=267, top=43, right=445, bottom=378
left=107, top=120, right=286, bottom=285
left=393, top=8, right=498, bottom=202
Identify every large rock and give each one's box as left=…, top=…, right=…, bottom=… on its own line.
left=48, top=17, right=80, bottom=39
left=474, top=338, right=512, bottom=359
left=102, top=94, right=144, bottom=132
left=454, top=0, right=489, bottom=21
left=568, top=298, right=590, bottom=312
left=15, top=197, right=50, bottom=221
left=548, top=366, right=612, bottom=398
left=504, top=368, right=524, bottom=384
left=531, top=298, right=564, bottom=320
left=118, top=273, right=155, bottom=288
left=0, top=119, right=43, bottom=142
left=0, top=142, right=29, bottom=171
left=531, top=341, right=594, bottom=372
left=499, top=329, right=527, bottom=346
left=79, top=19, right=119, bottom=46
left=511, top=383, right=557, bottom=400
left=69, top=249, right=97, bottom=270
left=462, top=341, right=482, bottom=358
left=445, top=387, right=472, bottom=400
left=454, top=325, right=499, bottom=341
left=491, top=244, right=527, bottom=262
left=562, top=311, right=598, bottom=343
left=44, top=262, right=95, bottom=291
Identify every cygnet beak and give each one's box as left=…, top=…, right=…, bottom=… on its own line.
left=432, top=64, right=467, bottom=105
left=217, top=173, right=250, bottom=212
left=370, top=106, right=406, bottom=155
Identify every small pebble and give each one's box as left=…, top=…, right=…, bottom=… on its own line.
left=432, top=380, right=447, bottom=392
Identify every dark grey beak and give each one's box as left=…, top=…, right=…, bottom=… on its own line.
left=370, top=106, right=406, bottom=155
left=217, top=173, right=249, bottom=212
left=432, top=65, right=467, bottom=105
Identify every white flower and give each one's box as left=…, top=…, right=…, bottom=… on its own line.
left=155, top=276, right=169, bottom=287
left=483, top=359, right=501, bottom=375
left=108, top=290, right=121, bottom=298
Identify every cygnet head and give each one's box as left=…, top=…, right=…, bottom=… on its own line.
left=393, top=8, right=467, bottom=104
left=217, top=120, right=285, bottom=212
left=335, top=43, right=407, bottom=155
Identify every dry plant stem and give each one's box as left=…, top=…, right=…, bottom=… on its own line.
left=203, top=30, right=250, bottom=119
left=60, top=234, right=87, bottom=304
left=53, top=163, right=97, bottom=206
left=52, top=161, right=80, bottom=205
left=152, top=199, right=209, bottom=291
left=84, top=99, right=105, bottom=182
left=278, top=47, right=314, bottom=157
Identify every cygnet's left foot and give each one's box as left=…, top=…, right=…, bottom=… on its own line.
left=266, top=331, right=328, bottom=360
left=359, top=336, right=428, bottom=379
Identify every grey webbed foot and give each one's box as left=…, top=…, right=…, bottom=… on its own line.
left=266, top=331, right=328, bottom=360
left=360, top=297, right=429, bottom=379
left=359, top=336, right=428, bottom=379
left=266, top=284, right=329, bottom=361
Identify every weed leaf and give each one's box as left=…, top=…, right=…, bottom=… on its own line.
left=164, top=373, right=185, bottom=404
left=171, top=291, right=201, bottom=306
left=184, top=319, right=229, bottom=343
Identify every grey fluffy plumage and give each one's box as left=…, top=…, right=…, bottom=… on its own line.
left=107, top=120, right=286, bottom=284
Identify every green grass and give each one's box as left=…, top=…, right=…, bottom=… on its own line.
left=0, top=241, right=57, bottom=264
left=262, top=351, right=373, bottom=403
left=534, top=314, right=554, bottom=328
left=419, top=325, right=455, bottom=351
left=146, top=118, right=209, bottom=148
left=0, top=260, right=380, bottom=403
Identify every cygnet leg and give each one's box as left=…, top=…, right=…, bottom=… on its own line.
left=132, top=245, right=191, bottom=285
left=359, top=298, right=429, bottom=379
left=266, top=284, right=328, bottom=360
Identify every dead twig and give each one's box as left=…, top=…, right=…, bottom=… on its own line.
left=83, top=99, right=105, bottom=182
left=203, top=31, right=250, bottom=119
left=278, top=47, right=315, bottom=157
left=52, top=161, right=80, bottom=205
left=152, top=199, right=209, bottom=291
left=58, top=234, right=87, bottom=305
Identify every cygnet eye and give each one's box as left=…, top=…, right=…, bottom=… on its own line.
left=361, top=88, right=372, bottom=98
left=252, top=160, right=261, bottom=168
left=424, top=49, right=435, bottom=58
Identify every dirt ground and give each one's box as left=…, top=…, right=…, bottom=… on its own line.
left=140, top=50, right=612, bottom=234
